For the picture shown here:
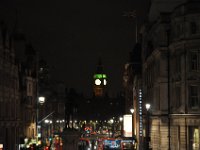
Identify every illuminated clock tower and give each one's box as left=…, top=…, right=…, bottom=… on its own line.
left=93, top=59, right=107, bottom=97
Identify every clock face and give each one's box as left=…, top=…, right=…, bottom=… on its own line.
left=95, top=79, right=101, bottom=85
left=103, top=79, right=107, bottom=85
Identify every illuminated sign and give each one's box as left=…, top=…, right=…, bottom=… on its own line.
left=123, top=114, right=132, bottom=137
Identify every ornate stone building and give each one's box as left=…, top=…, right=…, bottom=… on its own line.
left=123, top=43, right=143, bottom=149
left=0, top=21, right=67, bottom=148
left=141, top=0, right=200, bottom=149
left=17, top=43, right=38, bottom=147
left=0, top=22, right=20, bottom=150
left=0, top=21, right=38, bottom=149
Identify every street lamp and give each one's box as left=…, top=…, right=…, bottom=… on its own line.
left=145, top=103, right=151, bottom=150
left=145, top=104, right=151, bottom=111
left=119, top=117, right=123, bottom=137
left=109, top=118, right=114, bottom=137
left=36, top=96, right=46, bottom=142
left=130, top=108, right=135, bottom=138
left=130, top=108, right=134, bottom=114
left=38, top=96, right=45, bottom=104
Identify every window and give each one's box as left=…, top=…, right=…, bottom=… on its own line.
left=190, top=22, right=197, bottom=34
left=32, top=128, right=34, bottom=138
left=32, top=115, right=36, bottom=123
left=29, top=83, right=31, bottom=93
left=176, top=56, right=181, bottom=73
left=189, top=86, right=199, bottom=109
left=176, top=24, right=182, bottom=38
left=191, top=52, right=198, bottom=70
left=189, top=126, right=199, bottom=150
left=27, top=83, right=33, bottom=96
left=190, top=51, right=200, bottom=71
left=175, top=86, right=181, bottom=108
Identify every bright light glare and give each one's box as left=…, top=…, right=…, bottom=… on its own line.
left=123, top=115, right=132, bottom=137
left=44, top=119, right=49, bottom=123
left=119, top=117, right=123, bottom=121
left=130, top=108, right=134, bottom=114
left=110, top=119, right=114, bottom=124
left=146, top=103, right=151, bottom=110
left=38, top=96, right=45, bottom=104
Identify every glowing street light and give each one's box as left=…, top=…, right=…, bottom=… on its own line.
left=38, top=96, right=45, bottom=104
left=145, top=103, right=151, bottom=150
left=119, top=117, right=123, bottom=136
left=145, top=103, right=151, bottom=111
left=130, top=108, right=135, bottom=114
left=130, top=108, right=135, bottom=138
left=119, top=117, right=123, bottom=122
left=36, top=96, right=46, bottom=142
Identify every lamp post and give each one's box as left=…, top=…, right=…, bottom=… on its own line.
left=145, top=103, right=151, bottom=150
left=130, top=108, right=135, bottom=138
left=119, top=117, right=123, bottom=137
left=36, top=96, right=45, bottom=143
left=110, top=118, right=114, bottom=137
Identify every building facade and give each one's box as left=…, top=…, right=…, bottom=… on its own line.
left=0, top=22, right=20, bottom=150
left=123, top=43, right=143, bottom=149
left=0, top=21, right=69, bottom=148
left=18, top=43, right=38, bottom=148
left=141, top=0, right=200, bottom=149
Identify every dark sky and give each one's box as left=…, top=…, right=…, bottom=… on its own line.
left=0, top=0, right=148, bottom=97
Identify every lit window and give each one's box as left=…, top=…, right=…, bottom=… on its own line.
left=189, top=127, right=199, bottom=150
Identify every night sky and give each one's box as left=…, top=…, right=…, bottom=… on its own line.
left=0, top=0, right=148, bottom=97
